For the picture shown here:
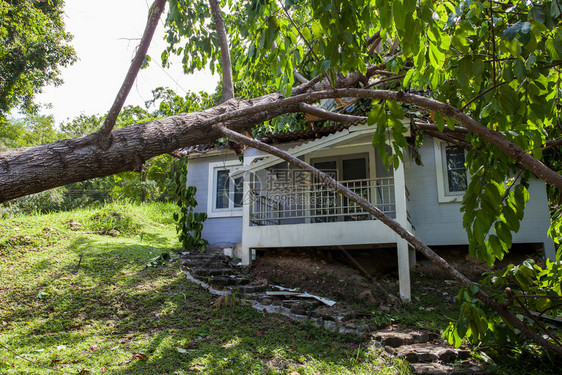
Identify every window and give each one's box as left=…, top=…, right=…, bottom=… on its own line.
left=445, top=146, right=467, bottom=193
left=207, top=161, right=244, bottom=217
left=434, top=141, right=468, bottom=203
left=215, top=169, right=243, bottom=209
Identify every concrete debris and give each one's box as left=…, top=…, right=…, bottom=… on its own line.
left=265, top=291, right=336, bottom=306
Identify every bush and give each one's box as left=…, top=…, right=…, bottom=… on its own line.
left=86, top=209, right=140, bottom=234
left=1, top=187, right=66, bottom=216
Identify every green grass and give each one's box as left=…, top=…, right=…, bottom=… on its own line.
left=0, top=202, right=410, bottom=374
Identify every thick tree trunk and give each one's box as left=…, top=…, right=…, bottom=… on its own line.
left=0, top=93, right=298, bottom=202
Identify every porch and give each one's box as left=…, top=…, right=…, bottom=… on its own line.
left=241, top=174, right=414, bottom=300
left=239, top=129, right=415, bottom=300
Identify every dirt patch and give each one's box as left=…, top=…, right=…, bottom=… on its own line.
left=250, top=249, right=400, bottom=308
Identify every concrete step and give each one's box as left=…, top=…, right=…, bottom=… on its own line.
left=410, top=362, right=490, bottom=375
left=192, top=268, right=235, bottom=277
left=229, top=284, right=268, bottom=294
left=180, top=254, right=232, bottom=269
left=374, top=329, right=439, bottom=347
left=395, top=343, right=470, bottom=363
left=207, top=276, right=251, bottom=289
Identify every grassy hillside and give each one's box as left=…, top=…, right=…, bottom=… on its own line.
left=0, top=202, right=409, bottom=374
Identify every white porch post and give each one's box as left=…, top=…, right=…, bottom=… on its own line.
left=397, top=239, right=411, bottom=301
left=240, top=153, right=254, bottom=266
left=393, top=161, right=412, bottom=301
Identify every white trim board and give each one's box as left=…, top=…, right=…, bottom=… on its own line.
left=206, top=160, right=244, bottom=218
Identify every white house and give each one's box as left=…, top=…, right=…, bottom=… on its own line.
left=186, top=123, right=555, bottom=301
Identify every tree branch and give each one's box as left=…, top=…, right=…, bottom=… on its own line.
left=208, top=0, right=234, bottom=102
left=293, top=70, right=309, bottom=84
left=218, top=125, right=562, bottom=356
left=299, top=103, right=365, bottom=122
left=292, top=72, right=325, bottom=95
left=366, top=31, right=380, bottom=46
left=368, top=37, right=381, bottom=55
left=461, top=81, right=507, bottom=111
left=365, top=74, right=406, bottom=89
left=544, top=137, right=562, bottom=150
left=414, top=122, right=469, bottom=134
left=422, top=130, right=472, bottom=150
left=99, top=0, right=167, bottom=136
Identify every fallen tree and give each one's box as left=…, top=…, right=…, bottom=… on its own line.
left=4, top=87, right=562, bottom=202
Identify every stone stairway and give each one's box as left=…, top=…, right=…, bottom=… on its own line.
left=179, top=253, right=489, bottom=375
left=374, top=327, right=489, bottom=374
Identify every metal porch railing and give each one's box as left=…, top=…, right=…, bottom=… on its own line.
left=249, top=177, right=395, bottom=226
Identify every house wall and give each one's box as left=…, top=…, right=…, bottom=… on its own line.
left=187, top=154, right=243, bottom=246
left=405, top=137, right=555, bottom=259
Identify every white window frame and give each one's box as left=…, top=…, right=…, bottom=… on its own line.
left=434, top=140, right=469, bottom=203
left=207, top=160, right=243, bottom=218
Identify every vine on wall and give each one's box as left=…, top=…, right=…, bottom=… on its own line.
left=172, top=158, right=208, bottom=251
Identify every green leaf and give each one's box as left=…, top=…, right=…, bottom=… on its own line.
left=498, top=84, right=519, bottom=114
left=495, top=221, right=513, bottom=248
left=503, top=205, right=521, bottom=232
left=343, top=31, right=354, bottom=45
left=503, top=21, right=522, bottom=40
left=487, top=235, right=505, bottom=259
left=529, top=6, right=546, bottom=23
left=545, top=38, right=562, bottom=59
left=428, top=44, right=444, bottom=69
left=311, top=21, right=323, bottom=39
left=403, top=69, right=415, bottom=88
left=388, top=101, right=404, bottom=119
left=512, top=59, right=526, bottom=81
left=519, top=22, right=532, bottom=41
left=551, top=0, right=562, bottom=19
left=368, top=103, right=386, bottom=126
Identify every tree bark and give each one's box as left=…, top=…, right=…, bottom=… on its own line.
left=218, top=125, right=562, bottom=357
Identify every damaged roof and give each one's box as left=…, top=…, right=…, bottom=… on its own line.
left=178, top=123, right=355, bottom=157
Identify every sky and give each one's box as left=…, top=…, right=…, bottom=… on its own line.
left=36, top=0, right=219, bottom=124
